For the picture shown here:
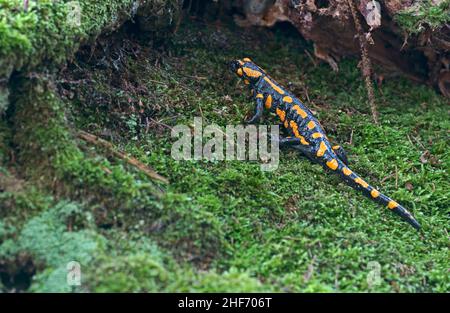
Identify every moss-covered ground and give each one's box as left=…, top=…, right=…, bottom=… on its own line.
left=0, top=20, right=448, bottom=292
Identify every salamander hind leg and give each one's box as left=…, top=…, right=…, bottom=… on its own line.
left=291, top=145, right=317, bottom=163
left=271, top=135, right=304, bottom=148
left=269, top=134, right=316, bottom=161
left=269, top=135, right=301, bottom=148
left=332, top=145, right=349, bottom=165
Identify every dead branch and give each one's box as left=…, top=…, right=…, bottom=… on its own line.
left=77, top=130, right=169, bottom=184
left=346, top=0, right=379, bottom=124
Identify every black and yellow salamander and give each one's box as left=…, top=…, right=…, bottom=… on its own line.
left=230, top=58, right=421, bottom=230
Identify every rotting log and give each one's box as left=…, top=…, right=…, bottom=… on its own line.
left=230, top=0, right=450, bottom=98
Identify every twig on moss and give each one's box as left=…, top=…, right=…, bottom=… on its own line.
left=380, top=172, right=395, bottom=184
left=304, top=49, right=318, bottom=67
left=346, top=0, right=379, bottom=124
left=77, top=130, right=169, bottom=184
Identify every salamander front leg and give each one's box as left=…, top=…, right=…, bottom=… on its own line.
left=246, top=95, right=264, bottom=124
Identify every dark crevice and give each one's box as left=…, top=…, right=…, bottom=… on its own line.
left=270, top=21, right=307, bottom=43
left=0, top=253, right=37, bottom=292
left=316, top=0, right=329, bottom=9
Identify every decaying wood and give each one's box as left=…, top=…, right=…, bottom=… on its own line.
left=77, top=131, right=169, bottom=184
left=230, top=0, right=450, bottom=98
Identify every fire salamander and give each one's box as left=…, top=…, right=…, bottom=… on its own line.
left=230, top=58, right=421, bottom=230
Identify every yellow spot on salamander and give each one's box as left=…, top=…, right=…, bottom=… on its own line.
left=312, top=132, right=323, bottom=139
left=307, top=121, right=316, bottom=130
left=371, top=189, right=380, bottom=198
left=332, top=145, right=341, bottom=150
left=342, top=167, right=352, bottom=176
left=243, top=67, right=262, bottom=78
left=284, top=120, right=289, bottom=128
left=355, top=177, right=369, bottom=188
left=243, top=57, right=252, bottom=62
left=290, top=121, right=309, bottom=145
left=300, top=137, right=309, bottom=145
left=292, top=105, right=308, bottom=119
left=256, top=93, right=264, bottom=99
left=388, top=200, right=399, bottom=210
left=264, top=77, right=285, bottom=95
left=326, top=159, right=339, bottom=170
left=237, top=68, right=243, bottom=76
left=244, top=79, right=250, bottom=85
left=283, top=96, right=293, bottom=103
left=276, top=108, right=286, bottom=122
left=317, top=141, right=327, bottom=157
left=265, top=95, right=272, bottom=109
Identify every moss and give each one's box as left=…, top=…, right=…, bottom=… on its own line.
left=0, top=200, right=105, bottom=292
left=53, top=19, right=449, bottom=292
left=156, top=192, right=226, bottom=260
left=0, top=0, right=122, bottom=77
left=89, top=21, right=447, bottom=292
left=87, top=233, right=267, bottom=292
left=0, top=193, right=228, bottom=292
left=0, top=117, right=10, bottom=164
left=0, top=204, right=261, bottom=292
left=395, top=0, right=450, bottom=34
left=0, top=186, right=53, bottom=228
left=7, top=78, right=157, bottom=239
left=136, top=0, right=181, bottom=33
left=12, top=77, right=79, bottom=179
left=10, top=76, right=224, bottom=260
left=88, top=253, right=170, bottom=292
left=0, top=0, right=180, bottom=75
left=1, top=14, right=449, bottom=292
left=0, top=0, right=181, bottom=113
left=11, top=77, right=155, bottom=200
left=0, top=86, right=9, bottom=115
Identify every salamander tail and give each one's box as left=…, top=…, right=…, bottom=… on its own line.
left=331, top=158, right=421, bottom=230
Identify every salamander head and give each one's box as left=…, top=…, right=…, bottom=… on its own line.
left=229, top=58, right=264, bottom=85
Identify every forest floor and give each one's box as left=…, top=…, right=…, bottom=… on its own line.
left=0, top=19, right=448, bottom=292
